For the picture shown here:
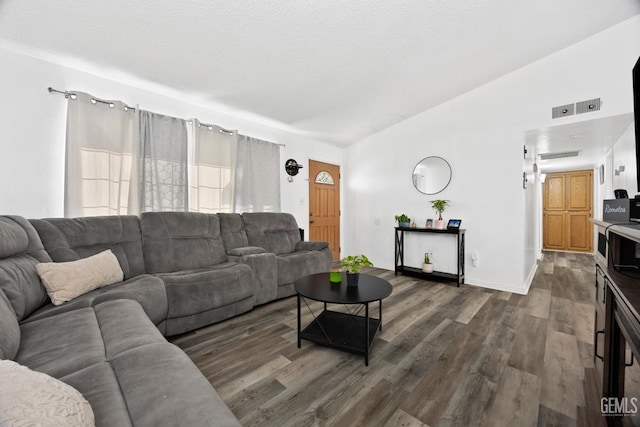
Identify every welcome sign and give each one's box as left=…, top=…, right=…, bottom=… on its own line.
left=603, top=199, right=630, bottom=222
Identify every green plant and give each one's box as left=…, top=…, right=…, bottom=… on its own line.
left=424, top=252, right=431, bottom=264
left=395, top=214, right=410, bottom=223
left=430, top=200, right=450, bottom=220
left=341, top=254, right=373, bottom=273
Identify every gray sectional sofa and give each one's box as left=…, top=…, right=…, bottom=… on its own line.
left=0, top=212, right=331, bottom=426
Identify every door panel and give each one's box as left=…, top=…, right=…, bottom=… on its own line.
left=542, top=170, right=592, bottom=252
left=544, top=213, right=566, bottom=250
left=544, top=175, right=566, bottom=211
left=567, top=212, right=592, bottom=251
left=309, top=160, right=340, bottom=262
left=567, top=171, right=592, bottom=211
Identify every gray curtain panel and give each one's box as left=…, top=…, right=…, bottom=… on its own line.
left=138, top=111, right=188, bottom=212
left=235, top=135, right=281, bottom=212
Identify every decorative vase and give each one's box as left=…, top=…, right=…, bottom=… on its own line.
left=346, top=272, right=359, bottom=286
left=422, top=263, right=433, bottom=273
left=435, top=219, right=444, bottom=229
left=329, top=270, right=342, bottom=283
left=399, top=221, right=410, bottom=228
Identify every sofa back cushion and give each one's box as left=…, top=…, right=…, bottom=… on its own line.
left=242, top=213, right=301, bottom=255
left=217, top=213, right=249, bottom=252
left=30, top=216, right=146, bottom=280
left=140, top=212, right=227, bottom=273
left=0, top=290, right=20, bottom=360
left=0, top=216, right=51, bottom=322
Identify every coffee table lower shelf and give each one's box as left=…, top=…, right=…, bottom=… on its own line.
left=299, top=310, right=381, bottom=364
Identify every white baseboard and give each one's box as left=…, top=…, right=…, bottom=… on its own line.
left=465, top=271, right=534, bottom=295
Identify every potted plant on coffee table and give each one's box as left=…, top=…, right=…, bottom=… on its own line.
left=395, top=214, right=411, bottom=228
left=341, top=254, right=373, bottom=286
left=430, top=200, right=450, bottom=229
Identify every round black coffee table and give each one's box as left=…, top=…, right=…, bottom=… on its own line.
left=294, top=272, right=392, bottom=366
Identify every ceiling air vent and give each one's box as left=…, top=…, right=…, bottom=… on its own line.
left=576, top=98, right=601, bottom=114
left=539, top=150, right=581, bottom=160
left=552, top=103, right=575, bottom=119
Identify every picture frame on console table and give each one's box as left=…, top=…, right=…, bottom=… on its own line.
left=426, top=219, right=433, bottom=228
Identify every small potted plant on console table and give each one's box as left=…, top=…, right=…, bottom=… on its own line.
left=341, top=254, right=373, bottom=286
left=395, top=214, right=411, bottom=228
left=430, top=200, right=450, bottom=229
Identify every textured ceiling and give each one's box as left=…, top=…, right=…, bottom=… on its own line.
left=1, top=1, right=639, bottom=145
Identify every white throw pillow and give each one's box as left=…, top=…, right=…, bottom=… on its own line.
left=36, top=250, right=124, bottom=306
left=0, top=359, right=95, bottom=426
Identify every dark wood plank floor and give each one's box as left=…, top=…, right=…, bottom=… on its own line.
left=170, top=251, right=607, bottom=426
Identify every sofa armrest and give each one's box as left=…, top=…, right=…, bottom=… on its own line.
left=227, top=246, right=267, bottom=256
left=295, top=241, right=329, bottom=251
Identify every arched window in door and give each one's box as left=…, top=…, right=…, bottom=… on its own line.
left=315, top=171, right=334, bottom=185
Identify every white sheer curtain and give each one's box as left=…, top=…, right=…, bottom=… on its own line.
left=138, top=110, right=189, bottom=212
left=187, top=120, right=237, bottom=213
left=235, top=135, right=281, bottom=212
left=65, top=92, right=280, bottom=216
left=65, top=92, right=136, bottom=217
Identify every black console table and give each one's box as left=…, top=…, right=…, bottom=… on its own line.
left=394, top=227, right=465, bottom=286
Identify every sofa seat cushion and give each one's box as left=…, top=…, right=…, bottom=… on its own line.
left=276, top=250, right=331, bottom=286
left=110, top=342, right=239, bottom=426
left=16, top=307, right=108, bottom=379
left=0, top=359, right=95, bottom=427
left=60, top=362, right=134, bottom=427
left=25, top=274, right=168, bottom=326
left=155, top=262, right=254, bottom=318
left=17, top=299, right=240, bottom=427
left=16, top=300, right=166, bottom=379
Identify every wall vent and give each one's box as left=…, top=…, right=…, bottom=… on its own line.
left=552, top=97, right=601, bottom=119
left=576, top=98, right=601, bottom=114
left=552, top=103, right=575, bottom=119
left=539, top=150, right=581, bottom=160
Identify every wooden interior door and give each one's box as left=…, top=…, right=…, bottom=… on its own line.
left=308, top=160, right=340, bottom=262
left=543, top=170, right=593, bottom=252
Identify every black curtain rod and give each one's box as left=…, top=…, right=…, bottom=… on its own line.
left=48, top=87, right=135, bottom=111
left=47, top=86, right=284, bottom=146
left=48, top=87, right=77, bottom=99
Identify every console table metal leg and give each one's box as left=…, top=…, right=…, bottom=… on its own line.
left=297, top=294, right=301, bottom=349
left=365, top=303, right=370, bottom=366
left=379, top=300, right=383, bottom=331
left=395, top=229, right=404, bottom=275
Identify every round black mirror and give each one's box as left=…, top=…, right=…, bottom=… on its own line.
left=412, top=156, right=452, bottom=195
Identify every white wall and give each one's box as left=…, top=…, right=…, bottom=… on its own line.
left=2, top=16, right=639, bottom=293
left=610, top=122, right=637, bottom=197
left=344, top=15, right=640, bottom=294
left=0, top=44, right=344, bottom=234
